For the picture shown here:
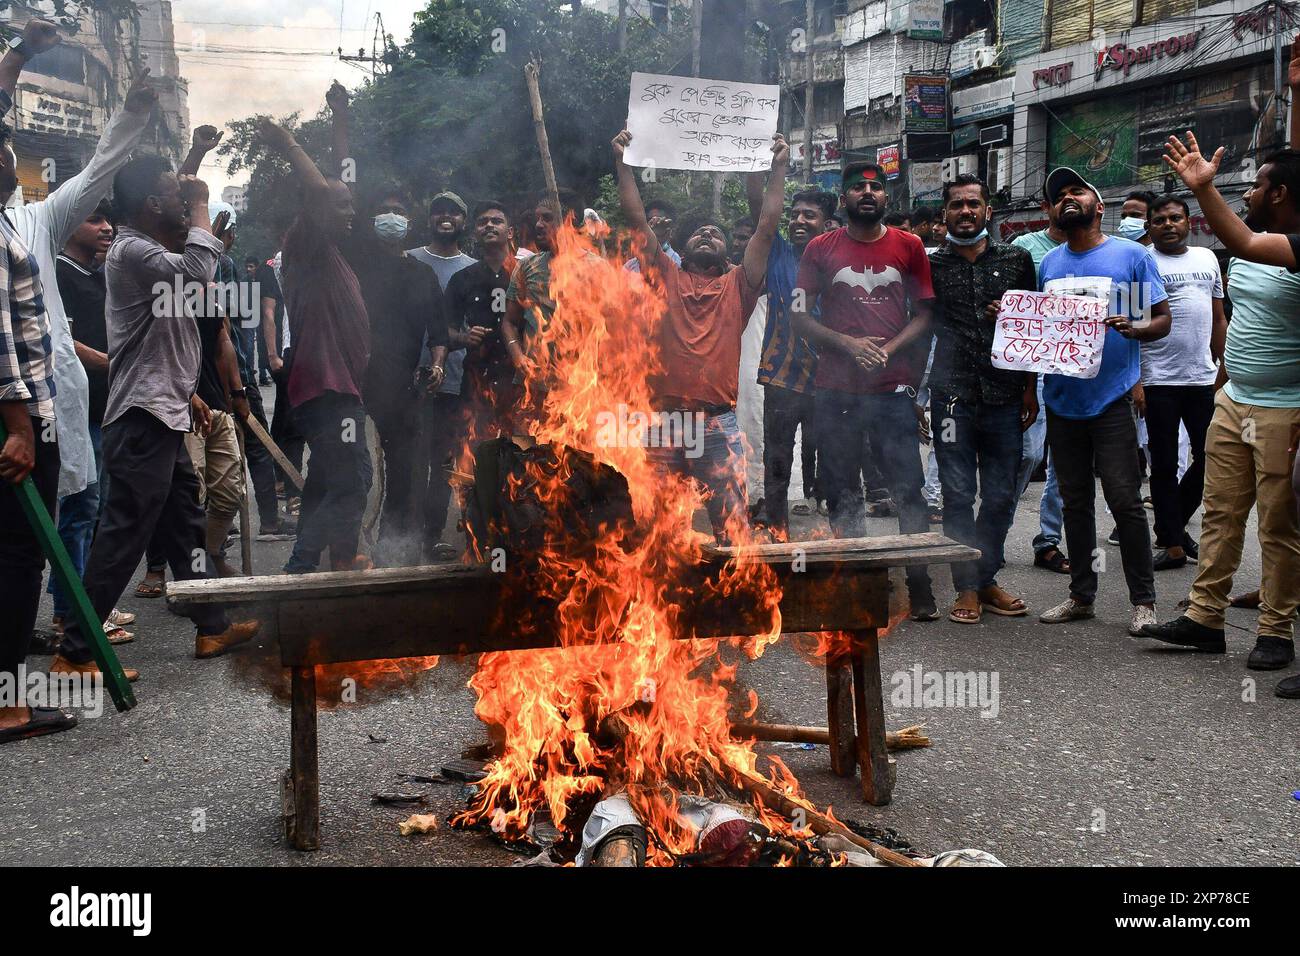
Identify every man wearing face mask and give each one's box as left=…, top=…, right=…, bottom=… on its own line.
left=927, top=174, right=1038, bottom=625
left=326, top=84, right=450, bottom=565
left=1117, top=191, right=1156, bottom=246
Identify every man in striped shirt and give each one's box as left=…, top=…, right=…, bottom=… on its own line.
left=745, top=181, right=836, bottom=538
left=0, top=106, right=72, bottom=742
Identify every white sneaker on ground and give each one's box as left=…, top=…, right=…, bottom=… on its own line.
left=1129, top=604, right=1157, bottom=637
left=1038, top=597, right=1095, bottom=624
left=106, top=607, right=135, bottom=627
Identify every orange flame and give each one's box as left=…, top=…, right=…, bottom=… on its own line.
left=451, top=220, right=816, bottom=863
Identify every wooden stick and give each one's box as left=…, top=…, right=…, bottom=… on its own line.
left=523, top=61, right=561, bottom=219
left=0, top=421, right=135, bottom=711
left=730, top=721, right=930, bottom=751
left=242, top=412, right=304, bottom=491
left=733, top=771, right=921, bottom=867
left=235, top=427, right=253, bottom=575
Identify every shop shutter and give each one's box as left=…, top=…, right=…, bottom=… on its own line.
left=1093, top=0, right=1136, bottom=36
left=1140, top=0, right=1194, bottom=23
left=1048, top=0, right=1092, bottom=48
left=844, top=41, right=871, bottom=109
left=998, top=0, right=1046, bottom=64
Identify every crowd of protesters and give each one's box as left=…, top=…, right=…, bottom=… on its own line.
left=2, top=21, right=1299, bottom=744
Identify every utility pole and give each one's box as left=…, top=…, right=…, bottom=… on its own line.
left=803, top=0, right=815, bottom=184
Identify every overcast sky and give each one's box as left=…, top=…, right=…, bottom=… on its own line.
left=172, top=0, right=428, bottom=194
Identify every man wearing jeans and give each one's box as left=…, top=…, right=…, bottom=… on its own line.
left=1012, top=199, right=1069, bottom=575
left=793, top=162, right=939, bottom=621
left=1141, top=195, right=1226, bottom=570
left=1034, top=167, right=1171, bottom=636
left=611, top=128, right=787, bottom=545
left=927, top=174, right=1039, bottom=624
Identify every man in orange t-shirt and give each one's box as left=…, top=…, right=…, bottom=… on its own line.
left=612, top=128, right=788, bottom=543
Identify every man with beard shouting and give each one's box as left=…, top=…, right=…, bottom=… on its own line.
left=1032, top=167, right=1170, bottom=638
left=791, top=162, right=940, bottom=621
left=611, top=129, right=788, bottom=545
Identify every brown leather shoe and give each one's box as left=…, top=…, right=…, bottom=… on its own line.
left=49, top=655, right=140, bottom=682
left=195, top=620, right=261, bottom=659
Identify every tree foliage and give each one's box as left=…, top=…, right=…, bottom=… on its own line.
left=221, top=0, right=784, bottom=258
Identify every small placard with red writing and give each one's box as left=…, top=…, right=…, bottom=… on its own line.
left=990, top=290, right=1109, bottom=379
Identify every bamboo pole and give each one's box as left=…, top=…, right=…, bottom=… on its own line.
left=523, top=61, right=561, bottom=220
left=730, top=721, right=930, bottom=751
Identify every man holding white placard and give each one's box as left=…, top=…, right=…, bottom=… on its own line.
left=1033, top=167, right=1171, bottom=638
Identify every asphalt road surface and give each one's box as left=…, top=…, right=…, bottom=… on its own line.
left=3, top=450, right=1297, bottom=867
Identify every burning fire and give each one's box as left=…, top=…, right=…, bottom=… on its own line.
left=450, top=220, right=840, bottom=864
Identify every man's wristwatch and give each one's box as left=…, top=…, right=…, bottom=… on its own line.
left=6, top=36, right=31, bottom=60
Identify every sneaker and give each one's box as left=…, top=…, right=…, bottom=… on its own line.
left=1106, top=526, right=1120, bottom=546
left=1039, top=597, right=1095, bottom=624
left=1275, top=673, right=1300, bottom=699
left=1138, top=615, right=1225, bottom=652
left=106, top=607, right=135, bottom=628
left=1246, top=636, right=1295, bottom=671
left=195, top=620, right=261, bottom=659
left=1129, top=604, right=1157, bottom=636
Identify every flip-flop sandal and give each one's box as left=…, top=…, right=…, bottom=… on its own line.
left=134, top=579, right=164, bottom=598
left=0, top=707, right=77, bottom=744
left=1034, top=548, right=1071, bottom=574
left=949, top=604, right=982, bottom=624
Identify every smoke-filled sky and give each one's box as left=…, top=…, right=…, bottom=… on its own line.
left=172, top=0, right=428, bottom=194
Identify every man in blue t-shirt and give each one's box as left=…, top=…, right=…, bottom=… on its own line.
left=1034, top=167, right=1171, bottom=638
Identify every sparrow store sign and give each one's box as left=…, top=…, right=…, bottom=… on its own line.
left=1095, top=30, right=1201, bottom=78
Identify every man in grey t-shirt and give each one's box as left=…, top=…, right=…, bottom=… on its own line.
left=1140, top=195, right=1226, bottom=570
left=407, top=192, right=476, bottom=559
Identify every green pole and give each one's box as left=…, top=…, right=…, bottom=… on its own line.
left=0, top=421, right=136, bottom=711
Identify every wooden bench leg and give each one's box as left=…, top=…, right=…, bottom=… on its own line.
left=824, top=648, right=856, bottom=777
left=290, top=665, right=320, bottom=851
left=850, top=628, right=892, bottom=806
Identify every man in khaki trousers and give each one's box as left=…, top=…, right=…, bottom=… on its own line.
left=1142, top=149, right=1300, bottom=683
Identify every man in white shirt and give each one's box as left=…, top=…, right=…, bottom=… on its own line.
left=1140, top=194, right=1226, bottom=571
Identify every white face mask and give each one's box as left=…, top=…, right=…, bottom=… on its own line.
left=1118, top=216, right=1147, bottom=242
left=373, top=212, right=410, bottom=243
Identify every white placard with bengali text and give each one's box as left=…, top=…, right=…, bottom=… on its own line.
left=623, top=72, right=780, bottom=173
left=990, top=290, right=1109, bottom=379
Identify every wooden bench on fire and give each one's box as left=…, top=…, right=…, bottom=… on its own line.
left=167, top=532, right=976, bottom=851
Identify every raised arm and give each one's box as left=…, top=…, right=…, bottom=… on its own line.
left=611, top=130, right=663, bottom=267
left=180, top=125, right=223, bottom=177
left=0, top=18, right=60, bottom=103
left=1164, top=131, right=1297, bottom=269
left=741, top=134, right=790, bottom=290
left=326, top=81, right=350, bottom=179
left=35, top=69, right=155, bottom=251
left=255, top=118, right=332, bottom=199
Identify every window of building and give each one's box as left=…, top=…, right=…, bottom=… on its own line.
left=813, top=82, right=844, bottom=125
left=945, top=0, right=995, bottom=41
